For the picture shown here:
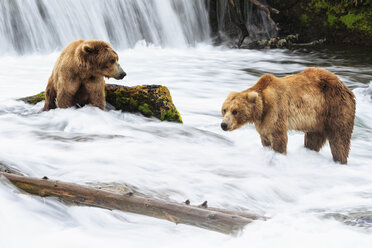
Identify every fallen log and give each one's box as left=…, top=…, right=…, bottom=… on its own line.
left=249, top=0, right=279, bottom=30
left=19, top=84, right=183, bottom=123
left=0, top=170, right=265, bottom=234
left=0, top=163, right=23, bottom=175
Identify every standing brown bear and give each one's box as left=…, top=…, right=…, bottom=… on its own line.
left=43, top=40, right=126, bottom=111
left=221, top=68, right=356, bottom=164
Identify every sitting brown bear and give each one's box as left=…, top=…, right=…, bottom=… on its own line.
left=43, top=40, right=126, bottom=111
left=221, top=68, right=356, bottom=164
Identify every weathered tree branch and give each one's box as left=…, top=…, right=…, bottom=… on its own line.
left=0, top=169, right=265, bottom=234
left=228, top=0, right=250, bottom=47
left=250, top=0, right=279, bottom=30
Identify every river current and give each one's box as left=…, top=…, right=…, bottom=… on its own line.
left=0, top=43, right=371, bottom=247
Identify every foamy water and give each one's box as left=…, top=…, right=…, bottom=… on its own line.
left=0, top=45, right=372, bottom=248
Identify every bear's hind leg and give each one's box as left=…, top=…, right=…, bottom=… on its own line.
left=328, top=132, right=351, bottom=164
left=304, top=132, right=327, bottom=152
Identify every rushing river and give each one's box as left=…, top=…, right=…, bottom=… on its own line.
left=0, top=0, right=372, bottom=246
left=0, top=44, right=371, bottom=247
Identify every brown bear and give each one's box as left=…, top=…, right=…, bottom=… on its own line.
left=221, top=68, right=356, bottom=164
left=43, top=40, right=126, bottom=111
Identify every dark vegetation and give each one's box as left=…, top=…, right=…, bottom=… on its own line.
left=206, top=0, right=372, bottom=46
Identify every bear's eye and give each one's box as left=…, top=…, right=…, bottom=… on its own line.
left=223, top=109, right=226, bottom=114
left=110, top=59, right=116, bottom=64
left=232, top=110, right=238, bottom=115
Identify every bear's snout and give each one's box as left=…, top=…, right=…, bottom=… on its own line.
left=221, top=122, right=228, bottom=131
left=113, top=64, right=126, bottom=80
left=118, top=71, right=126, bottom=79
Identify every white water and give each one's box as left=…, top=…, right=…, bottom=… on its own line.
left=0, top=44, right=372, bottom=247
left=0, top=0, right=210, bottom=54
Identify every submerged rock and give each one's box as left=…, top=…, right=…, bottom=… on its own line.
left=19, top=84, right=183, bottom=123
left=242, top=34, right=326, bottom=49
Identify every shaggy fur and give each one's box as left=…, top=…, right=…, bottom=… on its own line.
left=221, top=68, right=356, bottom=164
left=43, top=40, right=126, bottom=111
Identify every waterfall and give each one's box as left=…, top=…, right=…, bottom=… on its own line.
left=0, top=0, right=211, bottom=54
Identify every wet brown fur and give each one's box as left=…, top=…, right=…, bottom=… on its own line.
left=43, top=40, right=124, bottom=111
left=221, top=68, right=356, bottom=164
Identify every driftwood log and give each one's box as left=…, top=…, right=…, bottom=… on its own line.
left=0, top=171, right=265, bottom=234
left=19, top=84, right=182, bottom=123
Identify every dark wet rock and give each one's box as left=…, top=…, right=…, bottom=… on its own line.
left=324, top=211, right=372, bottom=228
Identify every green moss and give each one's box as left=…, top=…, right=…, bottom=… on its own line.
left=299, top=14, right=309, bottom=27
left=129, top=98, right=138, bottom=109
left=138, top=103, right=153, bottom=117
left=340, top=12, right=372, bottom=33
left=309, top=0, right=328, bottom=10
left=339, top=13, right=362, bottom=29
left=20, top=92, right=45, bottom=105
left=302, top=0, right=372, bottom=35
left=160, top=109, right=182, bottom=123
left=327, top=14, right=338, bottom=26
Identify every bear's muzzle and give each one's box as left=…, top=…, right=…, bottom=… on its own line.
left=114, top=64, right=126, bottom=80
left=221, top=122, right=228, bottom=131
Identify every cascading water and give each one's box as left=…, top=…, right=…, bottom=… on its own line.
left=0, top=0, right=211, bottom=54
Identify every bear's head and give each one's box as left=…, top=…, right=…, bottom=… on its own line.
left=80, top=40, right=126, bottom=80
left=221, top=91, right=263, bottom=131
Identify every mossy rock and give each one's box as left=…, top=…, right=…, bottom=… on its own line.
left=19, top=84, right=182, bottom=123
left=105, top=84, right=182, bottom=123
left=21, top=92, right=46, bottom=105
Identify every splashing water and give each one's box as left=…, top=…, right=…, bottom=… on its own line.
left=0, top=44, right=372, bottom=247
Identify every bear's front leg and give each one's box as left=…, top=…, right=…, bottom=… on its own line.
left=270, top=129, right=288, bottom=154
left=89, top=91, right=105, bottom=110
left=56, top=79, right=81, bottom=108
left=85, top=81, right=106, bottom=110
left=56, top=90, right=77, bottom=108
left=259, top=133, right=271, bottom=147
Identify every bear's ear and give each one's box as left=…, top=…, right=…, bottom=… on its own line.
left=82, top=44, right=95, bottom=54
left=246, top=91, right=258, bottom=103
